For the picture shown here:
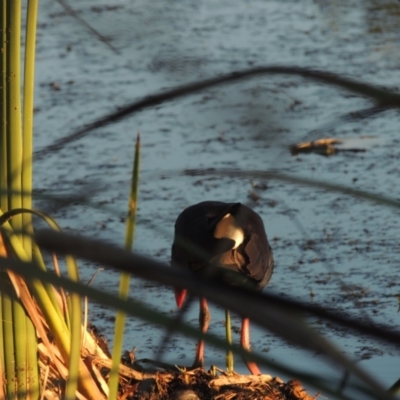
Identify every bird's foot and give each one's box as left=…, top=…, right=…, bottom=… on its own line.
left=245, top=360, right=261, bottom=375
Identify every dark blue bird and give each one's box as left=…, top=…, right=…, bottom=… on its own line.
left=171, top=201, right=274, bottom=374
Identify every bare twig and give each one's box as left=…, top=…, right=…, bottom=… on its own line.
left=55, top=0, right=119, bottom=54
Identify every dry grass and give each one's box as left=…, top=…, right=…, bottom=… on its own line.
left=117, top=367, right=318, bottom=400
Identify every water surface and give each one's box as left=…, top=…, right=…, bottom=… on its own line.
left=33, top=1, right=400, bottom=396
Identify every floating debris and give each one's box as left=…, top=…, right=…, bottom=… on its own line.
left=290, top=136, right=381, bottom=156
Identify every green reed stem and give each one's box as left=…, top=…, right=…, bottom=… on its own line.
left=0, top=1, right=7, bottom=212
left=109, top=133, right=141, bottom=399
left=225, top=308, right=234, bottom=373
left=2, top=278, right=16, bottom=398
left=21, top=0, right=39, bottom=257
left=6, top=0, right=22, bottom=234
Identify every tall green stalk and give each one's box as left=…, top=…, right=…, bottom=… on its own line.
left=109, top=134, right=141, bottom=399
left=0, top=1, right=7, bottom=213
left=22, top=0, right=38, bottom=256
left=4, top=3, right=27, bottom=398
left=21, top=3, right=40, bottom=392
left=0, top=4, right=8, bottom=394
left=6, top=1, right=23, bottom=235
left=2, top=285, right=16, bottom=397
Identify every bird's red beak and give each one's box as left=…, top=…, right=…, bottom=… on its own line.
left=175, top=288, right=187, bottom=309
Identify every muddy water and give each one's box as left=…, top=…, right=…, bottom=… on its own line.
left=33, top=0, right=400, bottom=395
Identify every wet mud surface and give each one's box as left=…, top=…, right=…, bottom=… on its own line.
left=33, top=0, right=400, bottom=395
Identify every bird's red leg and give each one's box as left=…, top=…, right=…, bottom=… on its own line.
left=175, top=288, right=187, bottom=308
left=240, top=317, right=261, bottom=375
left=193, top=297, right=210, bottom=368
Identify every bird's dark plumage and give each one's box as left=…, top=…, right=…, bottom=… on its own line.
left=171, top=201, right=274, bottom=290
